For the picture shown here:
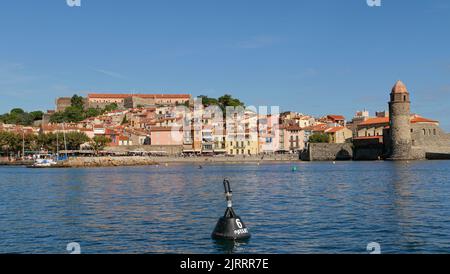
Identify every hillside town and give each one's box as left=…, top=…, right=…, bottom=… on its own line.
left=1, top=81, right=450, bottom=164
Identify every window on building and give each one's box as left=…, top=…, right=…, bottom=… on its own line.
left=422, top=129, right=426, bottom=135
left=433, top=129, right=437, bottom=135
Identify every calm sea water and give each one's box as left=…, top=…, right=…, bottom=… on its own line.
left=1, top=161, right=450, bottom=254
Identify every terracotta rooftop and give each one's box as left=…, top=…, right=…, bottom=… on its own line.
left=325, top=126, right=346, bottom=133
left=410, top=116, right=439, bottom=124
left=391, top=80, right=409, bottom=94
left=304, top=124, right=328, bottom=132
left=282, top=125, right=303, bottom=131
left=358, top=115, right=439, bottom=127
left=359, top=117, right=390, bottom=126
left=327, top=115, right=345, bottom=121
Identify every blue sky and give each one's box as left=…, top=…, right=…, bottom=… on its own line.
left=1, top=0, right=449, bottom=130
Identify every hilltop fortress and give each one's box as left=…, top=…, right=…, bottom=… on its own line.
left=56, top=93, right=191, bottom=112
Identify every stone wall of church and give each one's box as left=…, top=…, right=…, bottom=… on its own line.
left=410, top=124, right=450, bottom=159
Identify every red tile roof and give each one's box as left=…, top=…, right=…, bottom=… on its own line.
left=327, top=115, right=345, bottom=121
left=325, top=126, right=346, bottom=133
left=304, top=124, right=328, bottom=132
left=358, top=117, right=390, bottom=126
left=359, top=115, right=438, bottom=127
left=283, top=125, right=303, bottom=131
left=411, top=116, right=438, bottom=124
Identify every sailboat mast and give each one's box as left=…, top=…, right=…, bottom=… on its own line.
left=22, top=129, right=25, bottom=160
left=62, top=122, right=68, bottom=158
left=56, top=130, right=59, bottom=158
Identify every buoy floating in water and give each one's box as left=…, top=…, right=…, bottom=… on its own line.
left=291, top=166, right=298, bottom=172
left=212, top=178, right=251, bottom=241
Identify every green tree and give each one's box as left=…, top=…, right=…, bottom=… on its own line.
left=0, top=108, right=43, bottom=126
left=70, top=95, right=85, bottom=110
left=90, top=136, right=111, bottom=154
left=0, top=131, right=22, bottom=156
left=103, top=103, right=118, bottom=113
left=10, top=108, right=25, bottom=115
left=49, top=112, right=66, bottom=123
left=0, top=131, right=12, bottom=154
left=218, top=94, right=244, bottom=108
left=198, top=94, right=245, bottom=111
left=63, top=106, right=85, bottom=122
left=29, top=111, right=44, bottom=121
left=198, top=95, right=219, bottom=107
left=64, top=132, right=90, bottom=150
left=309, top=133, right=330, bottom=143
left=85, top=108, right=102, bottom=118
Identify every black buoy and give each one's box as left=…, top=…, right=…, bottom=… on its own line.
left=211, top=178, right=251, bottom=241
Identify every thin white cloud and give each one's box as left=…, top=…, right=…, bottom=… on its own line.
left=92, top=68, right=126, bottom=79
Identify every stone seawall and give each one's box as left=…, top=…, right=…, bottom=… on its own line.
left=0, top=160, right=34, bottom=166
left=55, top=154, right=300, bottom=167
left=301, top=143, right=353, bottom=161
left=58, top=156, right=158, bottom=167
left=353, top=144, right=384, bottom=160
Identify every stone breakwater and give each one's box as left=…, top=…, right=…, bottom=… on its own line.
left=58, top=156, right=158, bottom=167
left=55, top=154, right=300, bottom=167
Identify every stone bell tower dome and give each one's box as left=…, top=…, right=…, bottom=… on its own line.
left=388, top=80, right=412, bottom=160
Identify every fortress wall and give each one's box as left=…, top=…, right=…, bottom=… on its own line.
left=353, top=144, right=384, bottom=160
left=302, top=143, right=353, bottom=161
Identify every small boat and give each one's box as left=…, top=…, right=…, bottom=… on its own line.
left=29, top=154, right=58, bottom=168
